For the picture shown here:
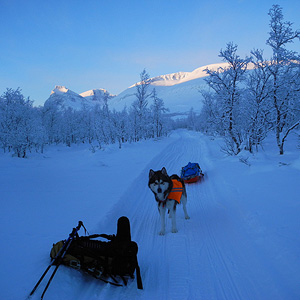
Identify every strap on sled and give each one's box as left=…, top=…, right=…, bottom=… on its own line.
left=50, top=217, right=143, bottom=290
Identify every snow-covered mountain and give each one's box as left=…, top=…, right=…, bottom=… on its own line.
left=45, top=86, right=85, bottom=111
left=110, top=63, right=235, bottom=115
left=44, top=63, right=231, bottom=115
left=79, top=88, right=116, bottom=102
left=44, top=86, right=116, bottom=111
left=109, top=63, right=231, bottom=115
left=132, top=62, right=229, bottom=88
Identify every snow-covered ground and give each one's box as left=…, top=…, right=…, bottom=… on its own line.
left=1, top=130, right=300, bottom=300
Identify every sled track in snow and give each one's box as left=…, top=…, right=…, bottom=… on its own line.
left=91, top=132, right=204, bottom=299
left=89, top=131, right=243, bottom=300
left=80, top=131, right=288, bottom=300
left=194, top=182, right=244, bottom=300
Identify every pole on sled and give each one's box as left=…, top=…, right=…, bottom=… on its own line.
left=28, top=221, right=84, bottom=300
left=28, top=217, right=143, bottom=299
left=135, top=257, right=143, bottom=290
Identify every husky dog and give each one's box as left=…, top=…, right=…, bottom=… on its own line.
left=148, top=167, right=190, bottom=235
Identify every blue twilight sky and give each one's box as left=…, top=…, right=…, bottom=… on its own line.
left=0, top=0, right=299, bottom=106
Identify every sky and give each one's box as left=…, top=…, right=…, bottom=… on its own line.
left=0, top=0, right=299, bottom=106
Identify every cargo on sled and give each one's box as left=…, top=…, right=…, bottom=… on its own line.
left=29, top=217, right=143, bottom=300
left=180, top=162, right=204, bottom=183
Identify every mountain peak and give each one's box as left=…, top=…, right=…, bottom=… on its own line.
left=45, top=62, right=251, bottom=114
left=80, top=88, right=116, bottom=99
left=50, top=86, right=69, bottom=95
left=46, top=86, right=115, bottom=111
left=128, top=63, right=231, bottom=88
left=150, top=63, right=231, bottom=87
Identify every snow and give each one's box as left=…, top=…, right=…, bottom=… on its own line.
left=1, top=130, right=300, bottom=300
left=109, top=78, right=208, bottom=115
left=46, top=86, right=87, bottom=111
left=80, top=90, right=102, bottom=98
left=147, top=63, right=230, bottom=87
left=129, top=63, right=235, bottom=88
left=79, top=89, right=116, bottom=100
left=50, top=86, right=70, bottom=95
left=45, top=87, right=116, bottom=111
left=45, top=63, right=249, bottom=115
left=109, top=63, right=257, bottom=115
left=44, top=63, right=258, bottom=115
left=109, top=64, right=228, bottom=115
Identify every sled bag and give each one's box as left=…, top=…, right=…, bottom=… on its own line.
left=50, top=217, right=139, bottom=278
left=181, top=162, right=201, bottom=178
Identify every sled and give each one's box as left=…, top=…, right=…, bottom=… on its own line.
left=51, top=217, right=143, bottom=290
left=180, top=162, right=204, bottom=183
left=29, top=218, right=142, bottom=300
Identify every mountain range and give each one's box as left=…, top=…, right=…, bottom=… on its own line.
left=44, top=63, right=230, bottom=115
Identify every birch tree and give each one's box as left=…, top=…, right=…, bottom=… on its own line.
left=266, top=4, right=300, bottom=154
left=151, top=88, right=168, bottom=138
left=245, top=49, right=273, bottom=152
left=204, top=42, right=250, bottom=154
left=0, top=88, right=39, bottom=157
left=132, top=69, right=152, bottom=141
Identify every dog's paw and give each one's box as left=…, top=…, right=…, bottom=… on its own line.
left=172, top=228, right=178, bottom=233
left=159, top=230, right=165, bottom=236
left=185, top=216, right=190, bottom=220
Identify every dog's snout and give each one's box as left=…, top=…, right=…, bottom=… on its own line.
left=157, top=187, right=162, bottom=193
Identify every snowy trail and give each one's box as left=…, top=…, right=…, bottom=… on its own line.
left=2, top=130, right=300, bottom=300
left=73, top=131, right=253, bottom=299
left=88, top=130, right=300, bottom=300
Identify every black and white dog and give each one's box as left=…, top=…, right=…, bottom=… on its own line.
left=148, top=167, right=190, bottom=235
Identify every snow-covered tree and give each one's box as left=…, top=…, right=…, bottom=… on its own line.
left=110, top=108, right=130, bottom=148
left=150, top=88, right=168, bottom=138
left=266, top=4, right=300, bottom=154
left=198, top=91, right=222, bottom=135
left=186, top=108, right=198, bottom=131
left=42, top=100, right=63, bottom=144
left=132, top=69, right=153, bottom=141
left=91, top=104, right=105, bottom=149
left=101, top=90, right=115, bottom=144
left=199, top=6, right=300, bottom=155
left=0, top=76, right=171, bottom=155
left=204, top=42, right=250, bottom=154
left=0, top=88, right=42, bottom=157
left=77, top=104, right=93, bottom=144
left=28, top=107, right=47, bottom=153
left=243, top=49, right=273, bottom=152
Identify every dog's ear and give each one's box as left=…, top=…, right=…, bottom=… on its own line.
left=161, top=167, right=168, bottom=176
left=149, top=169, right=155, bottom=178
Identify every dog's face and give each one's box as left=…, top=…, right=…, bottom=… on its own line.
left=148, top=167, right=172, bottom=201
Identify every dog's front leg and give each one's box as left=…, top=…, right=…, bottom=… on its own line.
left=170, top=207, right=178, bottom=233
left=158, top=206, right=166, bottom=235
left=167, top=201, right=178, bottom=233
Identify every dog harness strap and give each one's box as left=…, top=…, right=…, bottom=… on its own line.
left=167, top=179, right=183, bottom=203
left=157, top=200, right=166, bottom=208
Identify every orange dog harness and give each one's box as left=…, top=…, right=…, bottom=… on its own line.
left=167, top=179, right=183, bottom=203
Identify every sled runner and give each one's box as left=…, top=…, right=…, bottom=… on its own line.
left=180, top=162, right=204, bottom=183
left=28, top=217, right=143, bottom=300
